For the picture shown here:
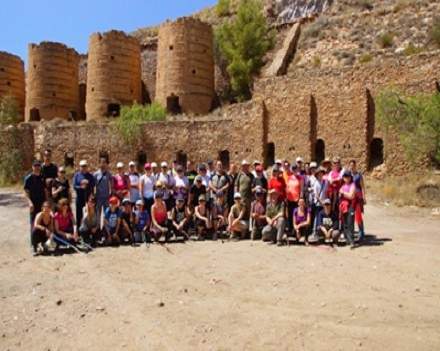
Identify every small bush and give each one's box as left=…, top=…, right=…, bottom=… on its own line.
left=378, top=32, right=394, bottom=48
left=431, top=17, right=440, bottom=48
left=0, top=96, right=21, bottom=125
left=216, top=0, right=231, bottom=17
left=312, top=55, right=321, bottom=67
left=358, top=53, right=373, bottom=63
left=403, top=43, right=424, bottom=56
left=114, top=102, right=166, bottom=144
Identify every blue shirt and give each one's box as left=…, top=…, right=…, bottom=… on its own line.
left=104, top=207, right=121, bottom=229
left=134, top=210, right=150, bottom=231
left=73, top=171, right=95, bottom=202
left=94, top=170, right=112, bottom=200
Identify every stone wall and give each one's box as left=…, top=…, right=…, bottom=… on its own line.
left=86, top=31, right=142, bottom=120
left=26, top=42, right=80, bottom=122
left=141, top=39, right=158, bottom=102
left=156, top=17, right=215, bottom=115
left=0, top=51, right=26, bottom=118
left=0, top=124, right=35, bottom=173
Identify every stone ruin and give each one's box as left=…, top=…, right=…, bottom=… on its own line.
left=0, top=51, right=25, bottom=118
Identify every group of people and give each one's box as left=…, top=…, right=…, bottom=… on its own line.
left=24, top=149, right=367, bottom=256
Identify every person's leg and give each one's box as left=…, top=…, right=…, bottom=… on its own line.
left=286, top=201, right=294, bottom=233
left=343, top=211, right=355, bottom=246
left=275, top=218, right=286, bottom=245
left=332, top=229, right=341, bottom=245
left=261, top=225, right=272, bottom=242
left=31, top=228, right=45, bottom=253
left=75, top=199, right=85, bottom=226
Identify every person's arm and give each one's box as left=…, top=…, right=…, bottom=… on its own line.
left=208, top=179, right=216, bottom=193
left=114, top=217, right=121, bottom=236
left=195, top=207, right=207, bottom=221
left=73, top=173, right=82, bottom=192
left=33, top=213, right=44, bottom=231
left=341, top=184, right=356, bottom=200
left=24, top=189, right=33, bottom=211
left=139, top=176, right=144, bottom=196
left=360, top=176, right=367, bottom=204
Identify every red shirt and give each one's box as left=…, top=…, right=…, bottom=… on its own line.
left=268, top=176, right=286, bottom=201
left=54, top=211, right=73, bottom=231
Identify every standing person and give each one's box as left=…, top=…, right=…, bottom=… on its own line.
left=206, top=160, right=215, bottom=178
left=339, top=172, right=357, bottom=248
left=139, top=163, right=155, bottom=216
left=327, top=157, right=343, bottom=212
left=79, top=195, right=101, bottom=246
left=252, top=160, right=267, bottom=178
left=321, top=158, right=332, bottom=178
left=235, top=160, right=254, bottom=218
left=349, top=160, right=366, bottom=241
left=189, top=175, right=207, bottom=209
left=252, top=165, right=268, bottom=196
left=151, top=191, right=171, bottom=243
left=285, top=164, right=304, bottom=233
left=210, top=161, right=230, bottom=202
left=308, top=166, right=327, bottom=239
left=262, top=189, right=286, bottom=246
left=41, top=149, right=58, bottom=203
left=268, top=165, right=286, bottom=202
left=113, top=162, right=130, bottom=201
left=104, top=196, right=122, bottom=246
left=31, top=201, right=54, bottom=255
left=73, top=160, right=95, bottom=226
left=295, top=157, right=305, bottom=176
left=54, top=198, right=79, bottom=245
left=283, top=160, right=292, bottom=184
left=94, top=157, right=112, bottom=220
left=173, top=165, right=189, bottom=202
left=250, top=187, right=267, bottom=240
left=197, top=163, right=211, bottom=187
left=128, top=161, right=141, bottom=205
left=185, top=161, right=198, bottom=186
left=227, top=163, right=239, bottom=209
left=293, top=198, right=311, bottom=246
left=227, top=193, right=248, bottom=240
left=316, top=198, right=340, bottom=245
left=151, top=162, right=160, bottom=180
left=52, top=167, right=71, bottom=205
left=157, top=162, right=175, bottom=211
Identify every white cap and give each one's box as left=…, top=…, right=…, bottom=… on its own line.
left=234, top=192, right=242, bottom=199
left=151, top=162, right=158, bottom=168
left=129, top=161, right=136, bottom=167
left=296, top=157, right=304, bottom=163
left=116, top=162, right=124, bottom=168
left=253, top=160, right=261, bottom=165
left=161, top=161, right=168, bottom=168
left=79, top=160, right=88, bottom=166
left=241, top=160, right=250, bottom=166
left=135, top=199, right=143, bottom=206
left=310, top=161, right=318, bottom=168
left=275, top=159, right=283, bottom=164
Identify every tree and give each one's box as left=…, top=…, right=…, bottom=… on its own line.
left=377, top=89, right=440, bottom=166
left=215, top=0, right=273, bottom=101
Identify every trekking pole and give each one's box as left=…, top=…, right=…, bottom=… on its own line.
left=53, top=234, right=84, bottom=254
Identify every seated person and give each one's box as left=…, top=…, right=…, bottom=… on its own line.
left=211, top=191, right=229, bottom=240
left=31, top=201, right=55, bottom=255
left=293, top=198, right=311, bottom=246
left=104, top=197, right=122, bottom=246
left=134, top=200, right=151, bottom=244
left=195, top=195, right=211, bottom=240
left=227, top=193, right=248, bottom=240
left=151, top=190, right=171, bottom=243
left=262, top=189, right=285, bottom=246
left=316, top=198, right=340, bottom=244
left=79, top=195, right=101, bottom=246
left=120, top=199, right=135, bottom=244
left=250, top=186, right=267, bottom=240
left=54, top=198, right=79, bottom=245
left=170, top=195, right=190, bottom=239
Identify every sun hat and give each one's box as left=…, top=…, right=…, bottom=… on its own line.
left=310, top=161, right=318, bottom=168
left=275, top=159, right=283, bottom=164
left=161, top=161, right=168, bottom=168
left=234, top=192, right=242, bottom=199
left=151, top=162, right=158, bottom=168
left=135, top=199, right=144, bottom=206
left=129, top=161, right=136, bottom=167
left=253, top=160, right=261, bottom=165
left=144, top=163, right=151, bottom=170
left=296, top=157, right=304, bottom=163
left=116, top=162, right=124, bottom=168
left=79, top=160, right=88, bottom=167
left=241, top=160, right=250, bottom=166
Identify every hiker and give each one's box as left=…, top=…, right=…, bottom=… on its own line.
left=210, top=161, right=230, bottom=202
left=227, top=163, right=239, bottom=209
left=151, top=190, right=171, bottom=242
left=327, top=157, right=343, bottom=212
left=51, top=167, right=71, bottom=205
left=339, top=172, right=357, bottom=248
left=185, top=161, right=198, bottom=186
left=308, top=165, right=327, bottom=239
left=139, top=163, right=155, bottom=216
left=157, top=161, right=175, bottom=211
left=31, top=201, right=54, bottom=255
left=128, top=161, right=141, bottom=205
left=235, top=160, right=254, bottom=218
left=133, top=200, right=151, bottom=244
left=252, top=164, right=268, bottom=196
left=113, top=162, right=130, bottom=201
left=349, top=159, right=366, bottom=241
left=296, top=157, right=305, bottom=176
left=104, top=196, right=122, bottom=246
left=195, top=195, right=211, bottom=240
left=79, top=195, right=101, bottom=246
left=170, top=195, right=190, bottom=239
left=189, top=175, right=207, bottom=209
left=120, top=199, right=135, bottom=244
left=207, top=159, right=215, bottom=178
left=252, top=160, right=267, bottom=179
left=250, top=186, right=267, bottom=240
left=197, top=163, right=211, bottom=188
left=268, top=165, right=286, bottom=202
left=227, top=192, right=248, bottom=240
left=262, top=189, right=286, bottom=246
left=151, top=162, right=160, bottom=179
left=73, top=160, right=95, bottom=226
left=173, top=165, right=189, bottom=202
left=316, top=198, right=340, bottom=244
left=41, top=149, right=58, bottom=203
left=94, top=157, right=112, bottom=220
left=24, top=161, right=47, bottom=237
left=211, top=191, right=229, bottom=240
left=54, top=198, right=79, bottom=246
left=293, top=198, right=311, bottom=246
left=286, top=164, right=304, bottom=234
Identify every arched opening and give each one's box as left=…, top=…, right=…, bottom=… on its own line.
left=176, top=151, right=187, bottom=167
left=369, top=138, right=384, bottom=169
left=218, top=150, right=230, bottom=168
left=142, top=81, right=151, bottom=104
left=107, top=104, right=120, bottom=117
left=315, top=139, right=325, bottom=164
left=78, top=83, right=87, bottom=120
left=68, top=111, right=77, bottom=121
left=137, top=151, right=147, bottom=166
left=64, top=152, right=74, bottom=168
left=99, top=151, right=110, bottom=164
left=29, top=108, right=40, bottom=122
left=264, top=142, right=275, bottom=167
left=167, top=94, right=181, bottom=115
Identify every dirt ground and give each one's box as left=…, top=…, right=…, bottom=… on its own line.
left=0, top=189, right=439, bottom=351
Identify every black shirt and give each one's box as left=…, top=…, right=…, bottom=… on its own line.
left=24, top=173, right=46, bottom=207
left=121, top=211, right=133, bottom=230
left=42, top=163, right=58, bottom=181
left=52, top=178, right=70, bottom=203
left=185, top=170, right=198, bottom=186
left=189, top=184, right=206, bottom=207
left=252, top=176, right=268, bottom=191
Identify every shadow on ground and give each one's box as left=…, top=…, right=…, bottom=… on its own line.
left=0, top=192, right=27, bottom=208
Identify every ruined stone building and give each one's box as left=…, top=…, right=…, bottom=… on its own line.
left=0, top=51, right=25, bottom=118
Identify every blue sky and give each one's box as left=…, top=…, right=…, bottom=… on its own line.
left=0, top=0, right=217, bottom=65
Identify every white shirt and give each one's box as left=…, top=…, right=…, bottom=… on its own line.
left=158, top=172, right=175, bottom=200
left=140, top=174, right=155, bottom=199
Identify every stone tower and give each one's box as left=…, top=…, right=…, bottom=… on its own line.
left=0, top=51, right=26, bottom=119
left=86, top=30, right=142, bottom=120
left=156, top=17, right=215, bottom=115
left=26, top=42, right=80, bottom=122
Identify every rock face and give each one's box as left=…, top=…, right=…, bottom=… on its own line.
left=86, top=30, right=142, bottom=120
left=156, top=17, right=215, bottom=115
left=26, top=42, right=80, bottom=122
left=264, top=23, right=301, bottom=77
left=270, top=0, right=334, bottom=24
left=0, top=51, right=25, bottom=119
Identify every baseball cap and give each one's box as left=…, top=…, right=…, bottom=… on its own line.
left=275, top=159, right=283, bottom=164
left=151, top=162, right=158, bottom=168
left=241, top=160, right=250, bottom=166
left=32, top=160, right=41, bottom=167
left=161, top=161, right=168, bottom=168
left=144, top=163, right=151, bottom=170
left=176, top=194, right=185, bottom=202
left=310, top=161, right=318, bottom=168
left=122, top=198, right=131, bottom=205
left=234, top=192, right=242, bottom=199
left=255, top=165, right=263, bottom=172
left=253, top=160, right=261, bottom=165
left=116, top=162, right=124, bottom=168
left=195, top=175, right=203, bottom=182
left=323, top=198, right=331, bottom=205
left=129, top=161, right=136, bottom=167
left=198, top=195, right=206, bottom=202
left=255, top=186, right=266, bottom=195
left=296, top=157, right=304, bottom=163
left=109, top=196, right=119, bottom=205
left=79, top=160, right=88, bottom=167
left=322, top=158, right=331, bottom=165
left=135, top=199, right=144, bottom=206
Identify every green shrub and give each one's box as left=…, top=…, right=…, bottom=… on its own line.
left=378, top=32, right=394, bottom=48
left=431, top=17, right=440, bottom=48
left=303, top=16, right=329, bottom=39
left=358, top=53, right=373, bottom=63
left=403, top=43, right=424, bottom=56
left=114, top=102, right=166, bottom=144
left=312, top=55, right=321, bottom=67
left=215, top=0, right=274, bottom=101
left=377, top=89, right=440, bottom=166
left=0, top=95, right=21, bottom=125
left=216, top=0, right=231, bottom=17
left=0, top=127, right=24, bottom=185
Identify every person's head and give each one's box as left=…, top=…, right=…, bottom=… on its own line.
left=176, top=196, right=185, bottom=208
left=316, top=166, right=326, bottom=179
left=323, top=198, right=332, bottom=213
left=122, top=199, right=131, bottom=212
left=296, top=156, right=304, bottom=169
left=129, top=161, right=136, bottom=173
left=87, top=195, right=96, bottom=209
left=269, top=189, right=279, bottom=202
left=216, top=191, right=225, bottom=204
left=58, top=166, right=66, bottom=179
left=144, top=163, right=152, bottom=174
left=43, top=149, right=52, bottom=163
left=216, top=160, right=223, bottom=173
left=135, top=199, right=144, bottom=211
left=109, top=196, right=119, bottom=210
left=198, top=163, right=207, bottom=175
left=195, top=175, right=203, bottom=187
left=229, top=162, right=238, bottom=175
left=241, top=160, right=250, bottom=172
left=116, top=162, right=124, bottom=174
left=58, top=198, right=70, bottom=213
left=255, top=186, right=266, bottom=201
left=41, top=201, right=51, bottom=214
left=284, top=161, right=291, bottom=172
left=298, top=198, right=306, bottom=209
left=304, top=162, right=311, bottom=175
left=154, top=190, right=164, bottom=203
left=176, top=165, right=184, bottom=177
left=79, top=160, right=88, bottom=173
left=322, top=158, right=331, bottom=171
left=32, top=161, right=42, bottom=175
left=342, top=171, right=353, bottom=184
left=207, top=159, right=214, bottom=171
left=198, top=195, right=206, bottom=207
left=349, top=159, right=357, bottom=172
left=255, top=165, right=264, bottom=177
left=187, top=160, right=194, bottom=171
left=272, top=165, right=281, bottom=178
left=275, top=159, right=283, bottom=168
left=151, top=162, right=159, bottom=173
left=309, top=162, right=318, bottom=175
left=332, top=157, right=341, bottom=170
left=233, top=192, right=242, bottom=204
left=291, top=163, right=299, bottom=174
left=99, top=157, right=108, bottom=170
left=253, top=160, right=261, bottom=169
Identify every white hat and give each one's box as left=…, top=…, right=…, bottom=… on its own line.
left=310, top=161, right=318, bottom=168
left=79, top=160, right=88, bottom=166
left=161, top=161, right=168, bottom=167
left=135, top=199, right=144, bottom=206
left=296, top=157, right=304, bottom=163
left=275, top=159, right=283, bottom=164
left=116, top=162, right=124, bottom=168
left=253, top=160, right=261, bottom=165
left=241, top=160, right=250, bottom=166
left=129, top=161, right=136, bottom=167
left=151, top=162, right=158, bottom=168
left=234, top=192, right=242, bottom=199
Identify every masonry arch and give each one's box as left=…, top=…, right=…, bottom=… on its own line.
left=218, top=150, right=230, bottom=168
left=64, top=152, right=74, bottom=168
left=176, top=150, right=187, bottom=167
left=315, top=139, right=325, bottom=165
left=264, top=142, right=275, bottom=167
left=369, top=138, right=384, bottom=169
left=29, top=108, right=40, bottom=122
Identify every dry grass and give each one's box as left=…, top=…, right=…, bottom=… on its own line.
left=367, top=172, right=440, bottom=208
